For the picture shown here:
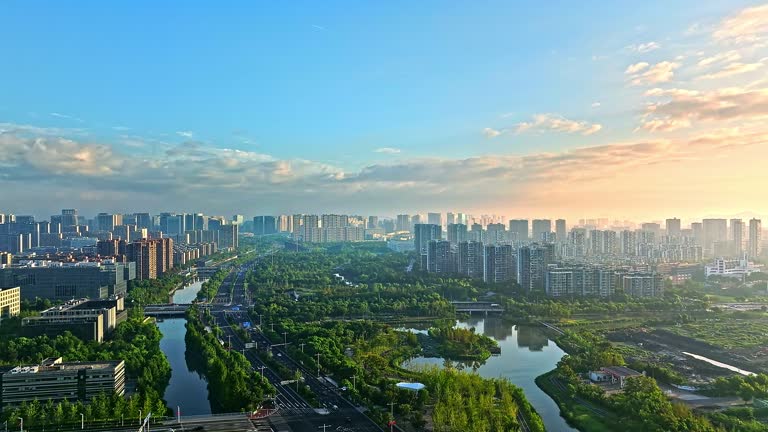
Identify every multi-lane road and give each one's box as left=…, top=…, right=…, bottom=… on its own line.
left=205, top=254, right=385, bottom=432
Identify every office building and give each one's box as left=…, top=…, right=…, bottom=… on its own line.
left=509, top=219, right=529, bottom=242
left=0, top=287, right=20, bottom=323
left=0, top=253, right=11, bottom=266
left=396, top=215, right=411, bottom=232
left=532, top=219, right=552, bottom=242
left=749, top=218, right=762, bottom=258
left=61, top=209, right=78, bottom=230
left=253, top=216, right=277, bottom=235
left=0, top=357, right=125, bottom=408
left=0, top=261, right=134, bottom=300
left=21, top=296, right=127, bottom=342
left=483, top=244, right=516, bottom=283
left=555, top=219, right=567, bottom=242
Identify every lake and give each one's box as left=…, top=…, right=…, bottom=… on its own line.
left=402, top=317, right=576, bottom=432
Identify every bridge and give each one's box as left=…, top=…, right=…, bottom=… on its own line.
left=143, top=304, right=193, bottom=317
left=451, top=301, right=505, bottom=314
left=196, top=266, right=220, bottom=277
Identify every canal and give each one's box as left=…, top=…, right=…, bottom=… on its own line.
left=156, top=279, right=212, bottom=415
left=402, top=317, right=576, bottom=432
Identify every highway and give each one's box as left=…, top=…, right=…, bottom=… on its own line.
left=205, top=252, right=385, bottom=432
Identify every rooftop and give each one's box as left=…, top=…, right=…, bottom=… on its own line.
left=602, top=366, right=642, bottom=377
left=0, top=358, right=123, bottom=375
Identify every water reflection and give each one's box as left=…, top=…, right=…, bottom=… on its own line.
left=402, top=319, right=576, bottom=432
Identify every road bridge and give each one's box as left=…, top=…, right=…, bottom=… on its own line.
left=143, top=304, right=192, bottom=317
left=450, top=301, right=505, bottom=314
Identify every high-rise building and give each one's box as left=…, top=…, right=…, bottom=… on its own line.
left=447, top=223, right=468, bottom=245
left=396, top=215, right=411, bottom=232
left=367, top=216, right=378, bottom=229
left=321, top=214, right=349, bottom=228
left=485, top=223, right=506, bottom=245
left=748, top=218, right=762, bottom=258
left=414, top=224, right=441, bottom=255
left=218, top=224, right=238, bottom=250
left=458, top=241, right=484, bottom=278
left=277, top=215, right=292, bottom=232
left=253, top=216, right=277, bottom=235
left=446, top=212, right=456, bottom=225
left=127, top=240, right=157, bottom=280
left=427, top=240, right=454, bottom=274
left=730, top=219, right=744, bottom=256
left=532, top=219, right=552, bottom=242
left=483, top=244, right=516, bottom=283
left=427, top=213, right=442, bottom=227
left=555, top=219, right=567, bottom=242
left=135, top=213, right=152, bottom=229
left=509, top=219, right=529, bottom=242
left=517, top=243, right=554, bottom=292
left=641, top=223, right=661, bottom=241
left=61, top=209, right=78, bottom=230
left=703, top=219, right=728, bottom=255
left=666, top=218, right=681, bottom=238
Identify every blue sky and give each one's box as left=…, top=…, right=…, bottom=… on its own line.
left=1, top=1, right=767, bottom=220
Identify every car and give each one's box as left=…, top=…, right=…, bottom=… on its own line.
left=341, top=386, right=348, bottom=391
left=277, top=353, right=282, bottom=357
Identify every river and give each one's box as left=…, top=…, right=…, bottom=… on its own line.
left=156, top=279, right=212, bottom=416
left=402, top=317, right=576, bottom=432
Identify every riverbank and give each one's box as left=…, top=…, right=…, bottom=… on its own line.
left=535, top=370, right=617, bottom=432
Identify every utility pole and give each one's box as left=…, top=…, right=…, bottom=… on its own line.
left=352, top=375, right=357, bottom=391
left=300, top=343, right=305, bottom=353
left=270, top=323, right=275, bottom=332
left=318, top=425, right=331, bottom=432
left=315, top=353, right=321, bottom=377
left=227, top=334, right=232, bottom=349
left=258, top=365, right=266, bottom=380
left=388, top=401, right=396, bottom=432
left=282, top=331, right=288, bottom=347
left=17, top=418, right=22, bottom=432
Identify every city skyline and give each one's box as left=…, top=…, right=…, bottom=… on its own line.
left=2, top=1, right=768, bottom=219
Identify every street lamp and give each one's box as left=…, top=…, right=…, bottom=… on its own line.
left=81, top=413, right=84, bottom=430
left=16, top=418, right=22, bottom=432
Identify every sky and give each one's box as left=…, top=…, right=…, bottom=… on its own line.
left=1, top=0, right=767, bottom=221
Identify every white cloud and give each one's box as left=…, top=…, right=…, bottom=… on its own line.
left=699, top=62, right=764, bottom=80
left=514, top=113, right=603, bottom=136
left=713, top=4, right=768, bottom=44
left=50, top=112, right=84, bottom=123
left=176, top=131, right=194, bottom=138
left=627, top=61, right=680, bottom=85
left=697, top=50, right=741, bottom=68
left=482, top=128, right=502, bottom=138
left=626, top=41, right=661, bottom=53
left=591, top=102, right=601, bottom=108
left=625, top=62, right=649, bottom=74
left=374, top=147, right=401, bottom=154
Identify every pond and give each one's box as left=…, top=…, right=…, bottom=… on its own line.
left=401, top=317, right=576, bottom=432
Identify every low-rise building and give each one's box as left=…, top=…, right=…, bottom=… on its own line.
left=0, top=357, right=126, bottom=408
left=589, top=366, right=643, bottom=389
left=0, top=287, right=20, bottom=323
left=21, top=296, right=127, bottom=342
